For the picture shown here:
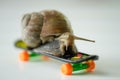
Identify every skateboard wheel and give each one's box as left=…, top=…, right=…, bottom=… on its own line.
left=61, top=63, right=73, bottom=75
left=19, top=50, right=29, bottom=61
left=86, top=60, right=95, bottom=72
left=41, top=56, right=49, bottom=60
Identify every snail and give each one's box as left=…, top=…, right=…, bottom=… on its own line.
left=21, top=10, right=95, bottom=57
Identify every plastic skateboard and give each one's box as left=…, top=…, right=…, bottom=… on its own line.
left=15, top=39, right=99, bottom=75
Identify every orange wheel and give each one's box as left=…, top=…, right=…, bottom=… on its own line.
left=86, top=60, right=95, bottom=72
left=61, top=63, right=73, bottom=75
left=19, top=50, right=29, bottom=61
left=41, top=56, right=49, bottom=60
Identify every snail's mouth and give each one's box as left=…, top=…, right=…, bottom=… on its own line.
left=34, top=40, right=77, bottom=59
left=61, top=46, right=77, bottom=59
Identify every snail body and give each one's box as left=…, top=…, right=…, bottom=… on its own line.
left=22, top=10, right=95, bottom=56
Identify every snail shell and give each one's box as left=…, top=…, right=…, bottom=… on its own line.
left=22, top=10, right=73, bottom=48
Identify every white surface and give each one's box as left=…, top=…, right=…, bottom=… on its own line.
left=0, top=0, right=120, bottom=80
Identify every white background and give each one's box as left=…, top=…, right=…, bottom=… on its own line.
left=0, top=0, right=120, bottom=80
